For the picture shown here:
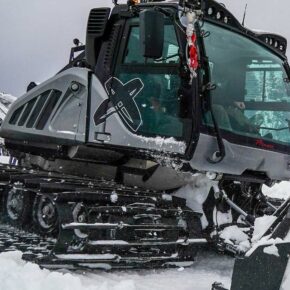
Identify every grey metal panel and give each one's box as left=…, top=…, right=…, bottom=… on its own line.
left=0, top=68, right=89, bottom=143
left=123, top=164, right=194, bottom=190
left=104, top=114, right=186, bottom=154
left=89, top=75, right=109, bottom=143
left=190, top=133, right=290, bottom=180
left=88, top=75, right=186, bottom=154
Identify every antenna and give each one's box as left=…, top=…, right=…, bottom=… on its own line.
left=242, top=3, right=248, bottom=26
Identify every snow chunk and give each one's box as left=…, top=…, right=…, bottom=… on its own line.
left=0, top=92, right=17, bottom=105
left=252, top=215, right=276, bottom=242
left=246, top=237, right=283, bottom=257
left=162, top=194, right=172, bottom=201
left=263, top=244, right=280, bottom=257
left=219, top=226, right=249, bottom=245
left=110, top=191, right=118, bottom=203
left=0, top=251, right=105, bottom=290
left=173, top=174, right=214, bottom=229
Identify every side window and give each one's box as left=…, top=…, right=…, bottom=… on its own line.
left=244, top=60, right=290, bottom=143
left=108, top=19, right=188, bottom=139
left=245, top=61, right=289, bottom=102
left=124, top=25, right=180, bottom=65
left=203, top=21, right=290, bottom=145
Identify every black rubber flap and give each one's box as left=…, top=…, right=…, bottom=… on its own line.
left=230, top=242, right=290, bottom=290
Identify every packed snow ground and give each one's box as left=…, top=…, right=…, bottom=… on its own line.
left=0, top=250, right=233, bottom=290
left=1, top=182, right=290, bottom=290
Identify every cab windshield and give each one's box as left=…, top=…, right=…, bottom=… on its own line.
left=203, top=21, right=290, bottom=145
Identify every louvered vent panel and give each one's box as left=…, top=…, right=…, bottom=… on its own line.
left=87, top=8, right=110, bottom=37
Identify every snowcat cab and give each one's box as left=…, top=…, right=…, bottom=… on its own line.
left=1, top=1, right=290, bottom=289
left=1, top=0, right=290, bottom=187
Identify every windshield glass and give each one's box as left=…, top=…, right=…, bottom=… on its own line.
left=203, top=21, right=290, bottom=145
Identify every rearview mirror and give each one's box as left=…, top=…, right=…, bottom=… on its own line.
left=140, top=9, right=164, bottom=59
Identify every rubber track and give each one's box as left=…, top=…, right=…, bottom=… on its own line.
left=0, top=164, right=204, bottom=270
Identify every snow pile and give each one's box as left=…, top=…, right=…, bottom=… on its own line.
left=0, top=251, right=104, bottom=290
left=139, top=135, right=186, bottom=154
left=252, top=215, right=277, bottom=242
left=0, top=92, right=16, bottom=122
left=217, top=225, right=251, bottom=253
left=219, top=226, right=249, bottom=245
left=263, top=181, right=290, bottom=200
left=110, top=191, right=118, bottom=203
left=0, top=92, right=16, bottom=106
left=0, top=250, right=233, bottom=290
left=174, top=174, right=214, bottom=228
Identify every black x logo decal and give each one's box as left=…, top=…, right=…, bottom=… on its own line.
left=94, top=77, right=144, bottom=132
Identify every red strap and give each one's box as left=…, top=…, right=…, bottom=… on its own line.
left=189, top=33, right=199, bottom=70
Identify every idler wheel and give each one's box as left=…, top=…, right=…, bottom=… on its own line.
left=33, top=194, right=59, bottom=235
left=4, top=183, right=32, bottom=226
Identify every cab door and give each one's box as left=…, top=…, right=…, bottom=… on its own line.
left=92, top=16, right=192, bottom=156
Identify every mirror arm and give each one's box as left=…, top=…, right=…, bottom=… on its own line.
left=195, top=21, right=226, bottom=164
left=205, top=84, right=226, bottom=164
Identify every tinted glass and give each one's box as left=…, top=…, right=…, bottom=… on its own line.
left=203, top=22, right=290, bottom=145
left=112, top=19, right=188, bottom=139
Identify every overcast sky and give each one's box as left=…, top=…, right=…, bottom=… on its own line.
left=0, top=0, right=289, bottom=97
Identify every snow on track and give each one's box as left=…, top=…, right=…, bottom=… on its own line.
left=0, top=250, right=233, bottom=290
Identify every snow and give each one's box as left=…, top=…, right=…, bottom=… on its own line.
left=252, top=215, right=277, bottom=242
left=0, top=156, right=11, bottom=164
left=263, top=181, right=290, bottom=200
left=162, top=193, right=172, bottom=201
left=0, top=92, right=16, bottom=106
left=110, top=191, right=118, bottom=203
left=139, top=136, right=186, bottom=153
left=173, top=174, right=214, bottom=229
left=263, top=244, right=280, bottom=257
left=0, top=250, right=233, bottom=290
left=219, top=225, right=249, bottom=245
